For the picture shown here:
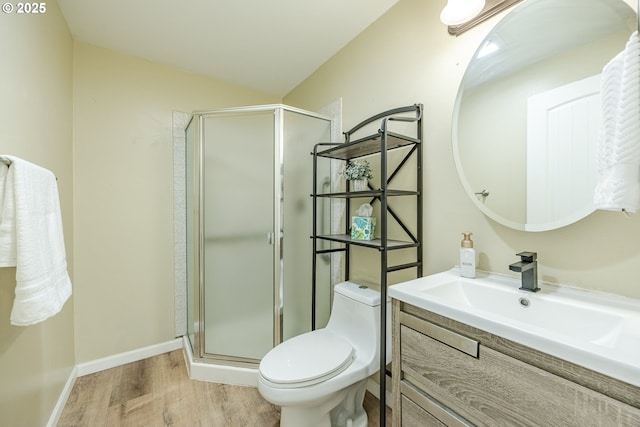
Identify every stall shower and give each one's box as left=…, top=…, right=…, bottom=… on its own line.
left=184, top=104, right=337, bottom=366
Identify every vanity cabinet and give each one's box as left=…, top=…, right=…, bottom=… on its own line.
left=392, top=300, right=640, bottom=427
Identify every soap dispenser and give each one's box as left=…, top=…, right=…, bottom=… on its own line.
left=460, top=232, right=476, bottom=278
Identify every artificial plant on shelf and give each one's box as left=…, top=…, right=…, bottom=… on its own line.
left=341, top=160, right=373, bottom=191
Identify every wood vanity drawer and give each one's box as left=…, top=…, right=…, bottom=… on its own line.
left=400, top=322, right=640, bottom=426
left=401, top=395, right=446, bottom=427
left=400, top=311, right=478, bottom=357
left=400, top=380, right=472, bottom=427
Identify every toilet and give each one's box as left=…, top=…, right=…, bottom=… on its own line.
left=258, top=281, right=391, bottom=427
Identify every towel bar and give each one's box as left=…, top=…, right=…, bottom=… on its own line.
left=0, top=156, right=58, bottom=181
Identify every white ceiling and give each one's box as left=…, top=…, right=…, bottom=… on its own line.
left=57, top=0, right=399, bottom=97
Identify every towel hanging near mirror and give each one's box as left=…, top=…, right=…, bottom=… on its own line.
left=593, top=31, right=640, bottom=213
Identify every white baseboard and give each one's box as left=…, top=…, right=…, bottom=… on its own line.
left=182, top=336, right=258, bottom=387
left=46, top=365, right=78, bottom=427
left=76, top=338, right=183, bottom=377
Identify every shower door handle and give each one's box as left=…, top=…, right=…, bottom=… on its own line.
left=320, top=177, right=331, bottom=264
left=267, top=232, right=274, bottom=245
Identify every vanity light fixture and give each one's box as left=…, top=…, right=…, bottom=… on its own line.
left=445, top=0, right=524, bottom=36
left=440, top=0, right=486, bottom=26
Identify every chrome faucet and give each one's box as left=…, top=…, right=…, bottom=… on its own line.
left=509, top=252, right=539, bottom=292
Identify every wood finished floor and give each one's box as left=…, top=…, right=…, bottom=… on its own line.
left=58, top=349, right=391, bottom=426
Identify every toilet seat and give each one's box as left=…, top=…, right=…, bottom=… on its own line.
left=259, top=329, right=355, bottom=389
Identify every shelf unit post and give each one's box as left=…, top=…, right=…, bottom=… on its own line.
left=379, top=116, right=390, bottom=427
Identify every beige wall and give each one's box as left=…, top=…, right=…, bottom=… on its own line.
left=0, top=1, right=75, bottom=426
left=72, top=42, right=279, bottom=362
left=285, top=0, right=640, bottom=299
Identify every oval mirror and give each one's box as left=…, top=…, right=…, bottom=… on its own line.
left=453, top=0, right=637, bottom=231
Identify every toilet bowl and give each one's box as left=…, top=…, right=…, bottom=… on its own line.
left=258, top=281, right=391, bottom=427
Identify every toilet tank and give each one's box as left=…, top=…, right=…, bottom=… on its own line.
left=333, top=280, right=382, bottom=307
left=326, top=281, right=391, bottom=365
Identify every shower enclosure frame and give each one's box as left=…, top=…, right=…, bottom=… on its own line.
left=187, top=104, right=335, bottom=367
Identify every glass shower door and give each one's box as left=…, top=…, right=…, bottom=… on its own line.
left=202, top=111, right=274, bottom=361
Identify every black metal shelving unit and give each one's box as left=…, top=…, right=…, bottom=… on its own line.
left=311, top=104, right=423, bottom=427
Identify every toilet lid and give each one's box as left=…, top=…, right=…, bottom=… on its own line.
left=259, top=329, right=355, bottom=388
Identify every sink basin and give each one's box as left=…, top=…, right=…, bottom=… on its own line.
left=417, top=275, right=625, bottom=345
left=389, top=269, right=640, bottom=387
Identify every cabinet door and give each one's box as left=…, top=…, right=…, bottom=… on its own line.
left=400, top=380, right=472, bottom=427
left=401, top=323, right=640, bottom=427
left=402, top=396, right=447, bottom=427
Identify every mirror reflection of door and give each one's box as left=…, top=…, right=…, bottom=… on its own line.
left=526, top=75, right=600, bottom=231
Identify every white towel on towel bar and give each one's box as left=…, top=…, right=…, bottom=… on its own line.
left=0, top=162, right=17, bottom=266
left=0, top=156, right=72, bottom=326
left=594, top=31, right=640, bottom=212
